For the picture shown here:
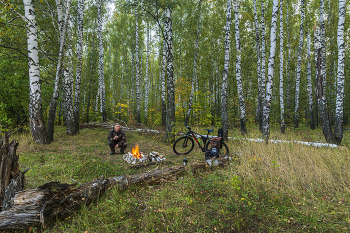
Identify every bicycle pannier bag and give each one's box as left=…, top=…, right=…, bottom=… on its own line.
left=218, top=128, right=223, bottom=138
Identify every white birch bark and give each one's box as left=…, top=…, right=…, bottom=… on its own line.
left=135, top=8, right=141, bottom=123
left=320, top=0, right=327, bottom=92
left=316, top=2, right=334, bottom=143
left=98, top=0, right=106, bottom=121
left=314, top=26, right=320, bottom=125
left=186, top=0, right=202, bottom=125
left=24, top=0, right=48, bottom=143
left=253, top=0, right=262, bottom=130
left=260, top=0, right=266, bottom=102
left=64, top=36, right=74, bottom=135
left=144, top=21, right=150, bottom=125
left=279, top=0, right=285, bottom=134
left=286, top=2, right=291, bottom=110
left=161, top=38, right=167, bottom=127
left=234, top=1, right=246, bottom=135
left=47, top=0, right=71, bottom=142
left=73, top=0, right=85, bottom=133
left=164, top=6, right=175, bottom=143
left=307, top=31, right=315, bottom=130
left=334, top=0, right=346, bottom=145
left=221, top=0, right=232, bottom=140
left=293, top=0, right=304, bottom=129
left=262, top=0, right=278, bottom=141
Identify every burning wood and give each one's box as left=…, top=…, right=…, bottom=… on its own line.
left=123, top=146, right=166, bottom=164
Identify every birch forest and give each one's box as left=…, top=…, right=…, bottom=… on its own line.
left=0, top=0, right=349, bottom=145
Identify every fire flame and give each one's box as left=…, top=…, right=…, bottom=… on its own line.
left=131, top=144, right=142, bottom=159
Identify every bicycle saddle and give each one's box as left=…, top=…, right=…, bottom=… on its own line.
left=205, top=129, right=214, bottom=133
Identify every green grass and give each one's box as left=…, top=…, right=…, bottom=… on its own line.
left=12, top=125, right=350, bottom=232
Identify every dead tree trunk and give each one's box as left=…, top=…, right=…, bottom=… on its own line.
left=0, top=132, right=25, bottom=212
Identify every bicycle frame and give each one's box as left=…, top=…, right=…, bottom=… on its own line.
left=186, top=129, right=209, bottom=152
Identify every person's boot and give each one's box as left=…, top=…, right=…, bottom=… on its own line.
left=120, top=149, right=125, bottom=154
left=110, top=148, right=115, bottom=155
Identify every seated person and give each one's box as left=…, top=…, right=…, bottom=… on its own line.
left=107, top=124, right=127, bottom=155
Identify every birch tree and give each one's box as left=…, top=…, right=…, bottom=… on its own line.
left=334, top=0, right=346, bottom=145
left=186, top=0, right=202, bottom=125
left=73, top=0, right=85, bottom=134
left=262, top=0, right=278, bottom=141
left=253, top=0, right=261, bottom=129
left=160, top=38, right=167, bottom=127
left=135, top=8, right=141, bottom=123
left=98, top=0, right=106, bottom=122
left=260, top=0, right=266, bottom=131
left=234, top=1, right=246, bottom=135
left=165, top=6, right=176, bottom=143
left=221, top=0, right=232, bottom=141
left=286, top=2, right=291, bottom=111
left=144, top=21, right=150, bottom=125
left=293, top=0, right=304, bottom=129
left=307, top=32, right=315, bottom=130
left=47, top=0, right=71, bottom=142
left=316, top=1, right=334, bottom=144
left=63, top=37, right=74, bottom=135
left=23, top=0, right=48, bottom=143
left=279, top=0, right=285, bottom=134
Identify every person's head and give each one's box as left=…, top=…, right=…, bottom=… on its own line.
left=114, top=124, right=120, bottom=132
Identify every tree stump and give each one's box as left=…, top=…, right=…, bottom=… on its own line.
left=0, top=132, right=24, bottom=211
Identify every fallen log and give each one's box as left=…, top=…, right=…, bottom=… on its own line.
left=0, top=156, right=229, bottom=230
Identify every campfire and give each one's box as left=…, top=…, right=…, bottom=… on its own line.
left=123, top=145, right=166, bottom=164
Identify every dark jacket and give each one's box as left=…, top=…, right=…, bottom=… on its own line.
left=107, top=129, right=127, bottom=147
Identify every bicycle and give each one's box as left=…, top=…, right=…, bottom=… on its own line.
left=173, top=124, right=229, bottom=157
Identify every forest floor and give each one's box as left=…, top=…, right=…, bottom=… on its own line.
left=13, top=124, right=350, bottom=232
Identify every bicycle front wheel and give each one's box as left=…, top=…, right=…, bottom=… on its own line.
left=173, top=136, right=194, bottom=155
left=205, top=140, right=229, bottom=157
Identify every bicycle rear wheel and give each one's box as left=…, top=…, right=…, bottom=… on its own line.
left=173, top=136, right=194, bottom=155
left=205, top=140, right=229, bottom=157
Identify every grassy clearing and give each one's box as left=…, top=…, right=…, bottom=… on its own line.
left=12, top=125, right=350, bottom=232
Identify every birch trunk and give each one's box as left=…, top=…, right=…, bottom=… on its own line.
left=314, top=27, right=320, bottom=127
left=234, top=1, right=246, bottom=135
left=161, top=38, right=167, bottom=127
left=24, top=0, right=48, bottom=143
left=135, top=8, right=141, bottom=123
left=293, top=0, right=304, bottom=129
left=320, top=0, right=327, bottom=93
left=279, top=0, right=285, bottom=134
left=165, top=6, right=176, bottom=143
left=260, top=0, right=266, bottom=131
left=63, top=38, right=74, bottom=135
left=253, top=0, right=261, bottom=130
left=307, top=32, right=315, bottom=130
left=262, top=0, right=278, bottom=142
left=144, top=21, right=150, bottom=125
left=73, top=0, right=85, bottom=133
left=186, top=0, right=202, bottom=125
left=97, top=0, right=106, bottom=122
left=286, top=2, right=291, bottom=111
left=47, top=0, right=71, bottom=142
left=221, top=0, right=232, bottom=141
left=334, top=0, right=346, bottom=145
left=316, top=47, right=334, bottom=143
